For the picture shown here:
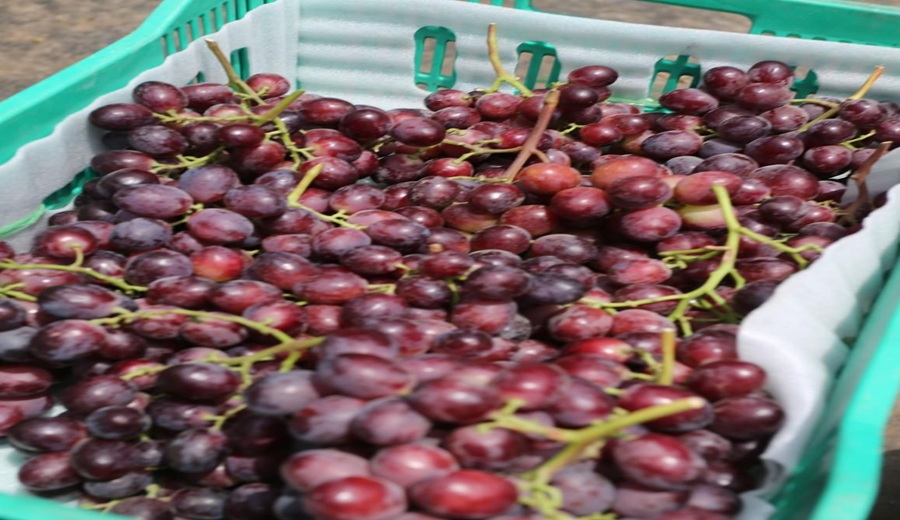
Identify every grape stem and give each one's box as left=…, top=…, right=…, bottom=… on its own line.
left=152, top=149, right=224, bottom=173
left=798, top=65, right=884, bottom=132
left=657, top=329, right=677, bottom=385
left=204, top=39, right=266, bottom=104
left=485, top=24, right=533, bottom=97
left=530, top=398, right=705, bottom=482
left=0, top=286, right=37, bottom=302
left=0, top=259, right=147, bottom=294
left=500, top=89, right=560, bottom=181
left=840, top=140, right=892, bottom=226
left=207, top=403, right=248, bottom=430
left=287, top=163, right=324, bottom=206
left=286, top=164, right=367, bottom=230
left=582, top=185, right=823, bottom=334
left=501, top=398, right=705, bottom=518
left=93, top=307, right=294, bottom=344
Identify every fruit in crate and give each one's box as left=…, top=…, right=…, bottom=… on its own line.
left=0, top=24, right=893, bottom=520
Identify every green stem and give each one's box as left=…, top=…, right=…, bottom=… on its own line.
left=209, top=403, right=247, bottom=430
left=254, top=90, right=305, bottom=125
left=152, top=149, right=223, bottom=173
left=204, top=39, right=265, bottom=104
left=287, top=163, right=324, bottom=206
left=0, top=260, right=147, bottom=294
left=799, top=66, right=884, bottom=132
left=93, top=308, right=293, bottom=343
left=527, top=398, right=707, bottom=485
left=657, top=329, right=676, bottom=385
left=214, top=335, right=324, bottom=367
left=791, top=98, right=839, bottom=108
left=484, top=24, right=533, bottom=96
left=0, top=286, right=37, bottom=302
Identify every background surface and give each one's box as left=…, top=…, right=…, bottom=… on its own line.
left=1, top=0, right=899, bottom=518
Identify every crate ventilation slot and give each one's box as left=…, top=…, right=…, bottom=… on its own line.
left=414, top=27, right=458, bottom=91
left=650, top=54, right=701, bottom=99
left=515, top=41, right=561, bottom=90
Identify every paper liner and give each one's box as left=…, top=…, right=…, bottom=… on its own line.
left=2, top=1, right=900, bottom=517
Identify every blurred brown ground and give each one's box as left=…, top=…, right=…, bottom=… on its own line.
left=1, top=0, right=900, bottom=518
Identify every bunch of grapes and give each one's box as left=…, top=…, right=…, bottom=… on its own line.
left=0, top=30, right=892, bottom=520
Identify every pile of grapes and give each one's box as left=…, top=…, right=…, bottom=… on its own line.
left=0, top=31, right=893, bottom=520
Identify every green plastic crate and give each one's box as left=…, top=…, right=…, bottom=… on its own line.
left=1, top=1, right=900, bottom=519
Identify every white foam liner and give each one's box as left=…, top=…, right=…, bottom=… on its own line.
left=3, top=0, right=900, bottom=517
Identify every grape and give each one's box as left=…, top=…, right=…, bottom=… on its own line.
left=187, top=208, right=256, bottom=244
left=127, top=125, right=189, bottom=157
left=470, top=224, right=532, bottom=254
left=0, top=365, right=53, bottom=399
left=546, top=305, right=614, bottom=342
left=18, top=451, right=82, bottom=491
left=178, top=165, right=241, bottom=203
left=8, top=417, right=87, bottom=453
left=409, top=470, right=518, bottom=518
left=303, top=476, right=407, bottom=520
left=33, top=225, right=98, bottom=259
left=164, top=427, right=228, bottom=473
left=315, top=354, right=414, bottom=400
left=544, top=464, right=616, bottom=515
left=133, top=81, right=187, bottom=112
left=716, top=115, right=771, bottom=143
left=90, top=103, right=156, bottom=131
left=443, top=424, right=528, bottom=471
left=619, top=384, right=713, bottom=433
left=569, top=65, right=618, bottom=87
left=615, top=206, right=682, bottom=243
left=641, top=130, right=703, bottom=159
left=70, top=438, right=137, bottom=480
left=591, top=155, right=667, bottom=189
left=340, top=107, right=393, bottom=140
left=85, top=406, right=151, bottom=440
left=743, top=135, right=804, bottom=165
left=407, top=375, right=499, bottom=424
left=702, top=66, right=749, bottom=100
left=658, top=89, right=719, bottom=115
left=225, top=483, right=281, bottom=520
left=370, top=443, right=459, bottom=488
left=170, top=488, right=228, bottom=520
left=145, top=397, right=217, bottom=431
left=351, top=397, right=432, bottom=446
left=549, top=186, right=611, bottom=220
left=607, top=175, right=673, bottom=210
left=748, top=164, right=819, bottom=199
left=547, top=377, right=616, bottom=428
left=805, top=118, right=857, bottom=146
left=517, top=163, right=582, bottom=195
left=157, top=363, right=241, bottom=403
left=281, top=449, right=371, bottom=492
left=673, top=171, right=742, bottom=205
left=613, top=433, right=707, bottom=490
left=761, top=105, right=809, bottom=132
left=710, top=396, right=785, bottom=439
left=391, top=117, right=447, bottom=147
left=735, top=83, right=793, bottom=111
left=244, top=370, right=321, bottom=416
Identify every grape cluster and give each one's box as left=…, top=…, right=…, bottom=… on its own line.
left=0, top=34, right=891, bottom=520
